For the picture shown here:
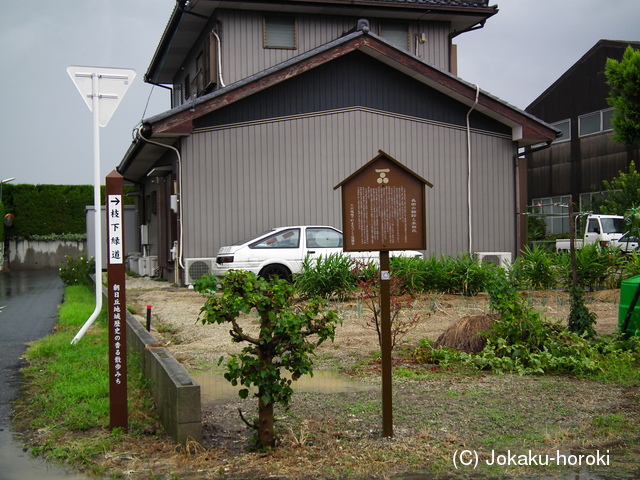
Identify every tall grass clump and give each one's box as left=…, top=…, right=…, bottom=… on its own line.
left=510, top=245, right=558, bottom=290
left=557, top=244, right=622, bottom=290
left=294, top=252, right=357, bottom=300
left=442, top=254, right=498, bottom=296
left=389, top=256, right=430, bottom=294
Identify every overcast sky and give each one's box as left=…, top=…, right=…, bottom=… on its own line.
left=1, top=0, right=639, bottom=186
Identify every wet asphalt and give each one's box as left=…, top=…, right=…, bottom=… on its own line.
left=0, top=269, right=63, bottom=427
left=0, top=269, right=93, bottom=479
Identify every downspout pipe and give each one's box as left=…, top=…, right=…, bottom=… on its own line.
left=135, top=126, right=185, bottom=273
left=466, top=84, right=480, bottom=254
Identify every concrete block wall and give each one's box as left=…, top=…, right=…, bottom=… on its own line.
left=125, top=311, right=202, bottom=445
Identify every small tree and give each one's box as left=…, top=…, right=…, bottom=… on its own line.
left=354, top=263, right=421, bottom=352
left=606, top=45, right=640, bottom=146
left=567, top=286, right=597, bottom=339
left=592, top=161, right=640, bottom=215
left=198, top=270, right=340, bottom=449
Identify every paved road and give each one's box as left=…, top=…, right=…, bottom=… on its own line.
left=0, top=269, right=96, bottom=479
left=0, top=269, right=64, bottom=427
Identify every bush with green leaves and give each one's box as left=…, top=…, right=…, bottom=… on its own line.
left=556, top=244, right=622, bottom=290
left=443, top=254, right=498, bottom=296
left=389, top=256, right=430, bottom=295
left=192, top=273, right=218, bottom=295
left=294, top=252, right=357, bottom=300
left=199, top=270, right=340, bottom=449
left=567, top=286, right=597, bottom=338
left=467, top=271, right=600, bottom=375
left=59, top=254, right=95, bottom=286
left=510, top=245, right=558, bottom=290
left=621, top=250, right=640, bottom=278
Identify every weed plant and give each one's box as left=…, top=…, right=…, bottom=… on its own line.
left=59, top=253, right=95, bottom=286
left=556, top=244, right=622, bottom=290
left=294, top=252, right=356, bottom=300
left=411, top=271, right=640, bottom=382
left=510, top=245, right=558, bottom=290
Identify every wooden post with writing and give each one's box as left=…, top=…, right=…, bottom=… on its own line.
left=106, top=170, right=128, bottom=431
left=334, top=151, right=432, bottom=438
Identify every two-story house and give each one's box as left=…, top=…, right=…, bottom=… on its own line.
left=525, top=39, right=640, bottom=235
left=117, top=0, right=558, bottom=283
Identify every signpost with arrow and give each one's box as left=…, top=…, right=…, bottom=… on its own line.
left=67, top=65, right=135, bottom=430
left=106, top=170, right=127, bottom=430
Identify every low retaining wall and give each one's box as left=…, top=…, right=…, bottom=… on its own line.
left=9, top=239, right=86, bottom=270
left=99, top=283, right=202, bottom=445
left=126, top=314, right=202, bottom=445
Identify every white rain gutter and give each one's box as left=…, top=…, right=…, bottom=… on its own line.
left=466, top=84, right=480, bottom=254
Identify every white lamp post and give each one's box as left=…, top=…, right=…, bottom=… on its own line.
left=0, top=177, right=15, bottom=200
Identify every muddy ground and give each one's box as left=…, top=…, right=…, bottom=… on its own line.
left=106, top=277, right=640, bottom=480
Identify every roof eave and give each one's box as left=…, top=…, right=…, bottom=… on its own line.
left=122, top=31, right=557, bottom=180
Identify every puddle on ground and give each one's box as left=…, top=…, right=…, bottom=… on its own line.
left=193, top=370, right=375, bottom=402
left=0, top=428, right=93, bottom=480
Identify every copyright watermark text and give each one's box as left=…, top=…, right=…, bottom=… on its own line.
left=453, top=449, right=610, bottom=469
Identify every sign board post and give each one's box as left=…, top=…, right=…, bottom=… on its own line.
left=68, top=65, right=136, bottom=345
left=335, top=150, right=432, bottom=437
left=106, top=170, right=127, bottom=431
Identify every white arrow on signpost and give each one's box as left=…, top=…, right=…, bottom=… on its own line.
left=67, top=66, right=136, bottom=345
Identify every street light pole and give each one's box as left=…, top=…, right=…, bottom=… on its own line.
left=0, top=177, right=15, bottom=202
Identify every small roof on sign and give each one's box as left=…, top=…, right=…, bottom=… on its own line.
left=333, top=150, right=433, bottom=190
left=67, top=66, right=136, bottom=127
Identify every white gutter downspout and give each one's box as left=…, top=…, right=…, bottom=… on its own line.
left=466, top=84, right=480, bottom=254
left=212, top=30, right=225, bottom=88
left=136, top=126, right=185, bottom=273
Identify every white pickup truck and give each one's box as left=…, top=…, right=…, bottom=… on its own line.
left=555, top=214, right=626, bottom=252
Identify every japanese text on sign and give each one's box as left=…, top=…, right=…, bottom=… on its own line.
left=108, top=195, right=123, bottom=264
left=111, top=283, right=123, bottom=385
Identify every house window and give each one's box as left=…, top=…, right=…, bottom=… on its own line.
left=579, top=112, right=600, bottom=136
left=184, top=74, right=191, bottom=100
left=264, top=16, right=296, bottom=49
left=602, top=108, right=614, bottom=131
left=532, top=195, right=571, bottom=234
left=194, top=51, right=204, bottom=95
left=380, top=23, right=409, bottom=50
left=579, top=108, right=614, bottom=137
left=552, top=119, right=571, bottom=143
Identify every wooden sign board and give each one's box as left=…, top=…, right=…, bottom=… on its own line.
left=334, top=150, right=432, bottom=252
left=106, top=170, right=128, bottom=431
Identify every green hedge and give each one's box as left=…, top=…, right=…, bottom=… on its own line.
left=1, top=184, right=134, bottom=240
left=0, top=202, right=5, bottom=243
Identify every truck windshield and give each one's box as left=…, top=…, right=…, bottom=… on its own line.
left=601, top=218, right=626, bottom=234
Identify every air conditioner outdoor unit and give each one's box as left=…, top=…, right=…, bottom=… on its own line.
left=184, top=258, right=216, bottom=285
left=476, top=252, right=512, bottom=268
left=138, top=255, right=159, bottom=276
left=147, top=256, right=158, bottom=277
left=138, top=257, right=147, bottom=276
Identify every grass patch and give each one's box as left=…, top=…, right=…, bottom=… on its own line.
left=13, top=285, right=162, bottom=474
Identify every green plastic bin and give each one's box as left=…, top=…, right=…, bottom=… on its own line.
left=619, top=275, right=640, bottom=337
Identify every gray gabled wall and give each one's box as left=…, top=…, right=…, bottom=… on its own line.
left=181, top=106, right=515, bottom=259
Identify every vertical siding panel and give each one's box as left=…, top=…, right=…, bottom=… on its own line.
left=184, top=111, right=515, bottom=260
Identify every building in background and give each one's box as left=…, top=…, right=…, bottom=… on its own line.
left=525, top=39, right=640, bottom=234
left=118, top=0, right=557, bottom=283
